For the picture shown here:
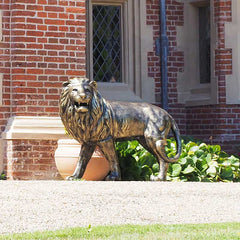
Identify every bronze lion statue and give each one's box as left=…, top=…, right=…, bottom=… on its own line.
left=60, top=77, right=182, bottom=181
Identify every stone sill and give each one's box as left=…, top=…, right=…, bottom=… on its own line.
left=2, top=116, right=69, bottom=140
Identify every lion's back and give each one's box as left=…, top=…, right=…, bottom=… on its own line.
left=108, top=101, right=167, bottom=139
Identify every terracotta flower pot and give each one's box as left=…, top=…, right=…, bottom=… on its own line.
left=54, top=139, right=110, bottom=180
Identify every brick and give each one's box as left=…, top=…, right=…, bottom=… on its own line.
left=66, top=7, right=85, bottom=14
left=44, top=69, right=65, bottom=75
left=26, top=31, right=44, bottom=37
left=27, top=69, right=43, bottom=74
left=44, top=19, right=65, bottom=25
left=12, top=11, right=36, bottom=17
left=44, top=6, right=64, bottom=12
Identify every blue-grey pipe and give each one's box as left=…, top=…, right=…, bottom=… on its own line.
left=159, top=0, right=169, bottom=111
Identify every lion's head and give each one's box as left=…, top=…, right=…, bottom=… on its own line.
left=60, top=77, right=111, bottom=142
left=62, top=77, right=97, bottom=114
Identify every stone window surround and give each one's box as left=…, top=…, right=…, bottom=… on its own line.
left=176, top=0, right=218, bottom=106
left=86, top=0, right=155, bottom=103
left=225, top=0, right=240, bottom=104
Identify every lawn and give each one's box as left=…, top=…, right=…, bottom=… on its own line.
left=1, top=222, right=240, bottom=240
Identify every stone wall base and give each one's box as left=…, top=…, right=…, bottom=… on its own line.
left=1, top=116, right=68, bottom=180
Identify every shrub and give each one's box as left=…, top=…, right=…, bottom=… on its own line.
left=115, top=138, right=240, bottom=182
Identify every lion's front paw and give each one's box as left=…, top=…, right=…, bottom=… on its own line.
left=105, top=172, right=121, bottom=181
left=66, top=175, right=78, bottom=181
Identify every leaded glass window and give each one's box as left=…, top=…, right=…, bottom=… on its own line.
left=92, top=5, right=122, bottom=82
left=199, top=5, right=211, bottom=84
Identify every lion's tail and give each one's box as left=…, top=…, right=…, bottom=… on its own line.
left=158, top=116, right=182, bottom=163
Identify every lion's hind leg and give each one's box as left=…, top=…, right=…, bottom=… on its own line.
left=144, top=133, right=169, bottom=181
left=148, top=139, right=169, bottom=181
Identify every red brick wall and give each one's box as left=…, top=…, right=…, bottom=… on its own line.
left=10, top=0, right=86, bottom=117
left=186, top=105, right=240, bottom=153
left=4, top=139, right=60, bottom=180
left=0, top=0, right=11, bottom=134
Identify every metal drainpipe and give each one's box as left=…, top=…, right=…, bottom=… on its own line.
left=159, top=0, right=169, bottom=111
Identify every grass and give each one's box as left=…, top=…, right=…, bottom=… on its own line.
left=1, top=223, right=240, bottom=240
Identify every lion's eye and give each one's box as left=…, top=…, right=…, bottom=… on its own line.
left=84, top=88, right=90, bottom=93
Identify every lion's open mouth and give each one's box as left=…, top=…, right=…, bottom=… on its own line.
left=74, top=102, right=89, bottom=113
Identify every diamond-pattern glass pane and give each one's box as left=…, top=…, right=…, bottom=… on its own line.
left=92, top=5, right=122, bottom=82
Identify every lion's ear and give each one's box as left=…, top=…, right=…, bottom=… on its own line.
left=63, top=81, right=70, bottom=87
left=90, top=80, right=97, bottom=89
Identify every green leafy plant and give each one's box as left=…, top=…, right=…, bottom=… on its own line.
left=115, top=138, right=240, bottom=182
left=0, top=171, right=6, bottom=180
left=116, top=141, right=155, bottom=181
left=166, top=139, right=240, bottom=182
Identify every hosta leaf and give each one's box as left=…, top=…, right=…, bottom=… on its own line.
left=199, top=143, right=208, bottom=150
left=196, top=158, right=206, bottom=171
left=221, top=160, right=231, bottom=167
left=128, top=140, right=139, bottom=150
left=152, top=163, right=159, bottom=173
left=170, top=141, right=176, bottom=149
left=179, top=157, right=187, bottom=165
left=227, top=156, right=240, bottom=167
left=182, top=165, right=195, bottom=174
left=168, top=151, right=177, bottom=158
left=195, top=149, right=205, bottom=158
left=220, top=166, right=233, bottom=179
left=208, top=160, right=218, bottom=167
left=186, top=142, right=197, bottom=150
left=192, top=155, right=198, bottom=164
left=213, top=145, right=221, bottom=153
left=219, top=151, right=229, bottom=158
left=141, top=165, right=152, bottom=176
left=171, top=164, right=182, bottom=177
left=206, top=153, right=212, bottom=163
left=169, top=176, right=181, bottom=182
left=189, top=145, right=199, bottom=153
left=138, top=152, right=156, bottom=166
left=185, top=157, right=195, bottom=166
left=188, top=151, right=195, bottom=156
left=206, top=166, right=217, bottom=177
left=201, top=163, right=208, bottom=172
